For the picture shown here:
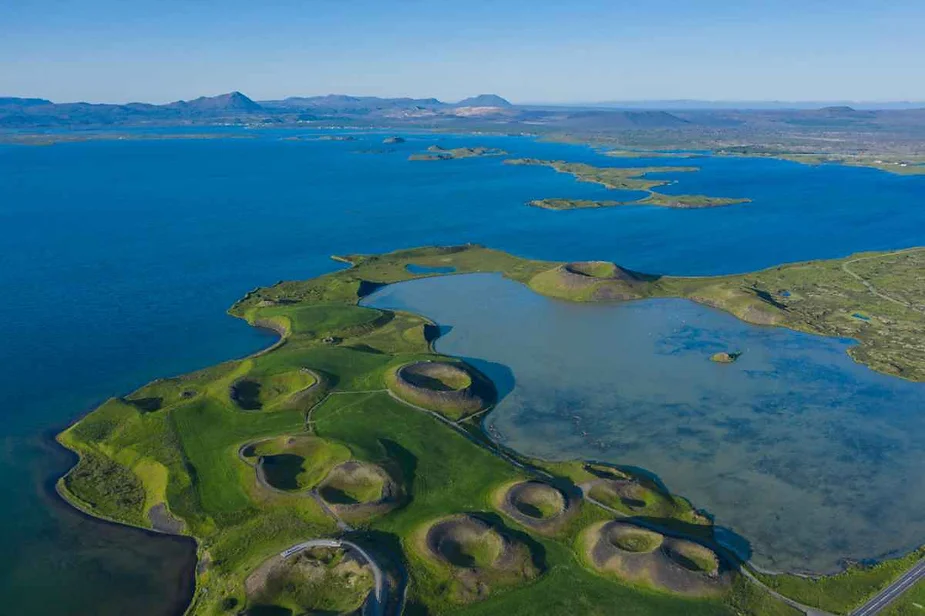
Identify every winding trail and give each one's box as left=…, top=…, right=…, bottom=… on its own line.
left=841, top=248, right=924, bottom=313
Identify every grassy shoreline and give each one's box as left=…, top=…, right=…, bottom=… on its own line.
left=506, top=158, right=751, bottom=209
left=55, top=244, right=925, bottom=615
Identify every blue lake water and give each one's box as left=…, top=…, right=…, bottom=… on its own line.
left=363, top=273, right=925, bottom=573
left=406, top=263, right=456, bottom=274
left=2, top=128, right=925, bottom=611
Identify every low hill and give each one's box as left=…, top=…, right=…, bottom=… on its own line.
left=0, top=97, right=54, bottom=108
left=558, top=109, right=689, bottom=129
left=455, top=94, right=512, bottom=107
left=260, top=95, right=446, bottom=112
left=167, top=91, right=262, bottom=113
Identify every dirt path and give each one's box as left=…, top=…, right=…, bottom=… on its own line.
left=841, top=248, right=925, bottom=313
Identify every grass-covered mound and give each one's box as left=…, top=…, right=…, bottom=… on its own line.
left=248, top=435, right=351, bottom=492
left=427, top=516, right=505, bottom=568
left=665, top=540, right=720, bottom=575
left=528, top=262, right=658, bottom=301
left=510, top=481, right=566, bottom=520
left=250, top=303, right=392, bottom=339
left=416, top=514, right=541, bottom=603
left=566, top=261, right=623, bottom=279
left=494, top=480, right=578, bottom=535
left=244, top=546, right=374, bottom=615
left=230, top=368, right=318, bottom=411
left=317, top=461, right=398, bottom=518
left=583, top=477, right=711, bottom=538
left=385, top=360, right=495, bottom=419
left=582, top=521, right=730, bottom=596
left=608, top=524, right=664, bottom=553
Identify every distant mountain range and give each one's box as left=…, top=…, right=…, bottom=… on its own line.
left=1, top=91, right=923, bottom=136
left=0, top=91, right=519, bottom=128
left=565, top=99, right=925, bottom=111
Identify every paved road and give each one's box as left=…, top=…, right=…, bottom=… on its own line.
left=282, top=538, right=387, bottom=616
left=852, top=559, right=925, bottom=616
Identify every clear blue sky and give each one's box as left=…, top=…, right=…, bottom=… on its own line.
left=2, top=0, right=924, bottom=104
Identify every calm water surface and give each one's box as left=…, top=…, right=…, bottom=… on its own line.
left=364, top=273, right=925, bottom=573
left=2, top=129, right=925, bottom=611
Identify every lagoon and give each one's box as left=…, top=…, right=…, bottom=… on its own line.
left=364, top=273, right=925, bottom=573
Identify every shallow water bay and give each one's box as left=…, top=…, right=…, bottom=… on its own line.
left=364, top=273, right=925, bottom=573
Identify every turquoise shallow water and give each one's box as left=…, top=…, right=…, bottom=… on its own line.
left=363, top=273, right=925, bottom=573
left=2, top=129, right=925, bottom=611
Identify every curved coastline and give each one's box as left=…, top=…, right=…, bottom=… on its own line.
left=54, top=244, right=925, bottom=616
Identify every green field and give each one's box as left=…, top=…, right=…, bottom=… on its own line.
left=506, top=158, right=750, bottom=209
left=410, top=145, right=508, bottom=161
left=56, top=244, right=925, bottom=615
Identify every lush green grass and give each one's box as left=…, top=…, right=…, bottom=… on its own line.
left=57, top=243, right=924, bottom=616
left=505, top=158, right=698, bottom=191
left=171, top=399, right=304, bottom=520
left=256, top=303, right=387, bottom=338
left=637, top=192, right=750, bottom=208
left=511, top=483, right=566, bottom=519
left=248, top=548, right=374, bottom=614
left=62, top=451, right=146, bottom=524
left=506, top=157, right=749, bottom=209
left=452, top=541, right=735, bottom=616
left=528, top=198, right=622, bottom=210
left=252, top=435, right=351, bottom=491
left=409, top=145, right=507, bottom=161
left=528, top=194, right=748, bottom=210
left=610, top=527, right=663, bottom=553
left=668, top=541, right=720, bottom=574
left=317, top=462, right=388, bottom=504
left=882, top=578, right=925, bottom=615
left=757, top=548, right=925, bottom=614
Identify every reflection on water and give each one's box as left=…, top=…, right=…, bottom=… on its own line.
left=363, top=273, right=925, bottom=573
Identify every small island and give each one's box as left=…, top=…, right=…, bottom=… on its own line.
left=507, top=158, right=751, bottom=209
left=710, top=351, right=742, bottom=363
left=605, top=149, right=703, bottom=159
left=530, top=194, right=748, bottom=210
left=409, top=144, right=508, bottom=161
left=383, top=136, right=405, bottom=144
left=313, top=134, right=356, bottom=141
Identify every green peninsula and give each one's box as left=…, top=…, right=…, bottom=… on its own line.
left=55, top=244, right=925, bottom=616
left=506, top=158, right=751, bottom=209
left=409, top=144, right=507, bottom=161
left=715, top=147, right=925, bottom=176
